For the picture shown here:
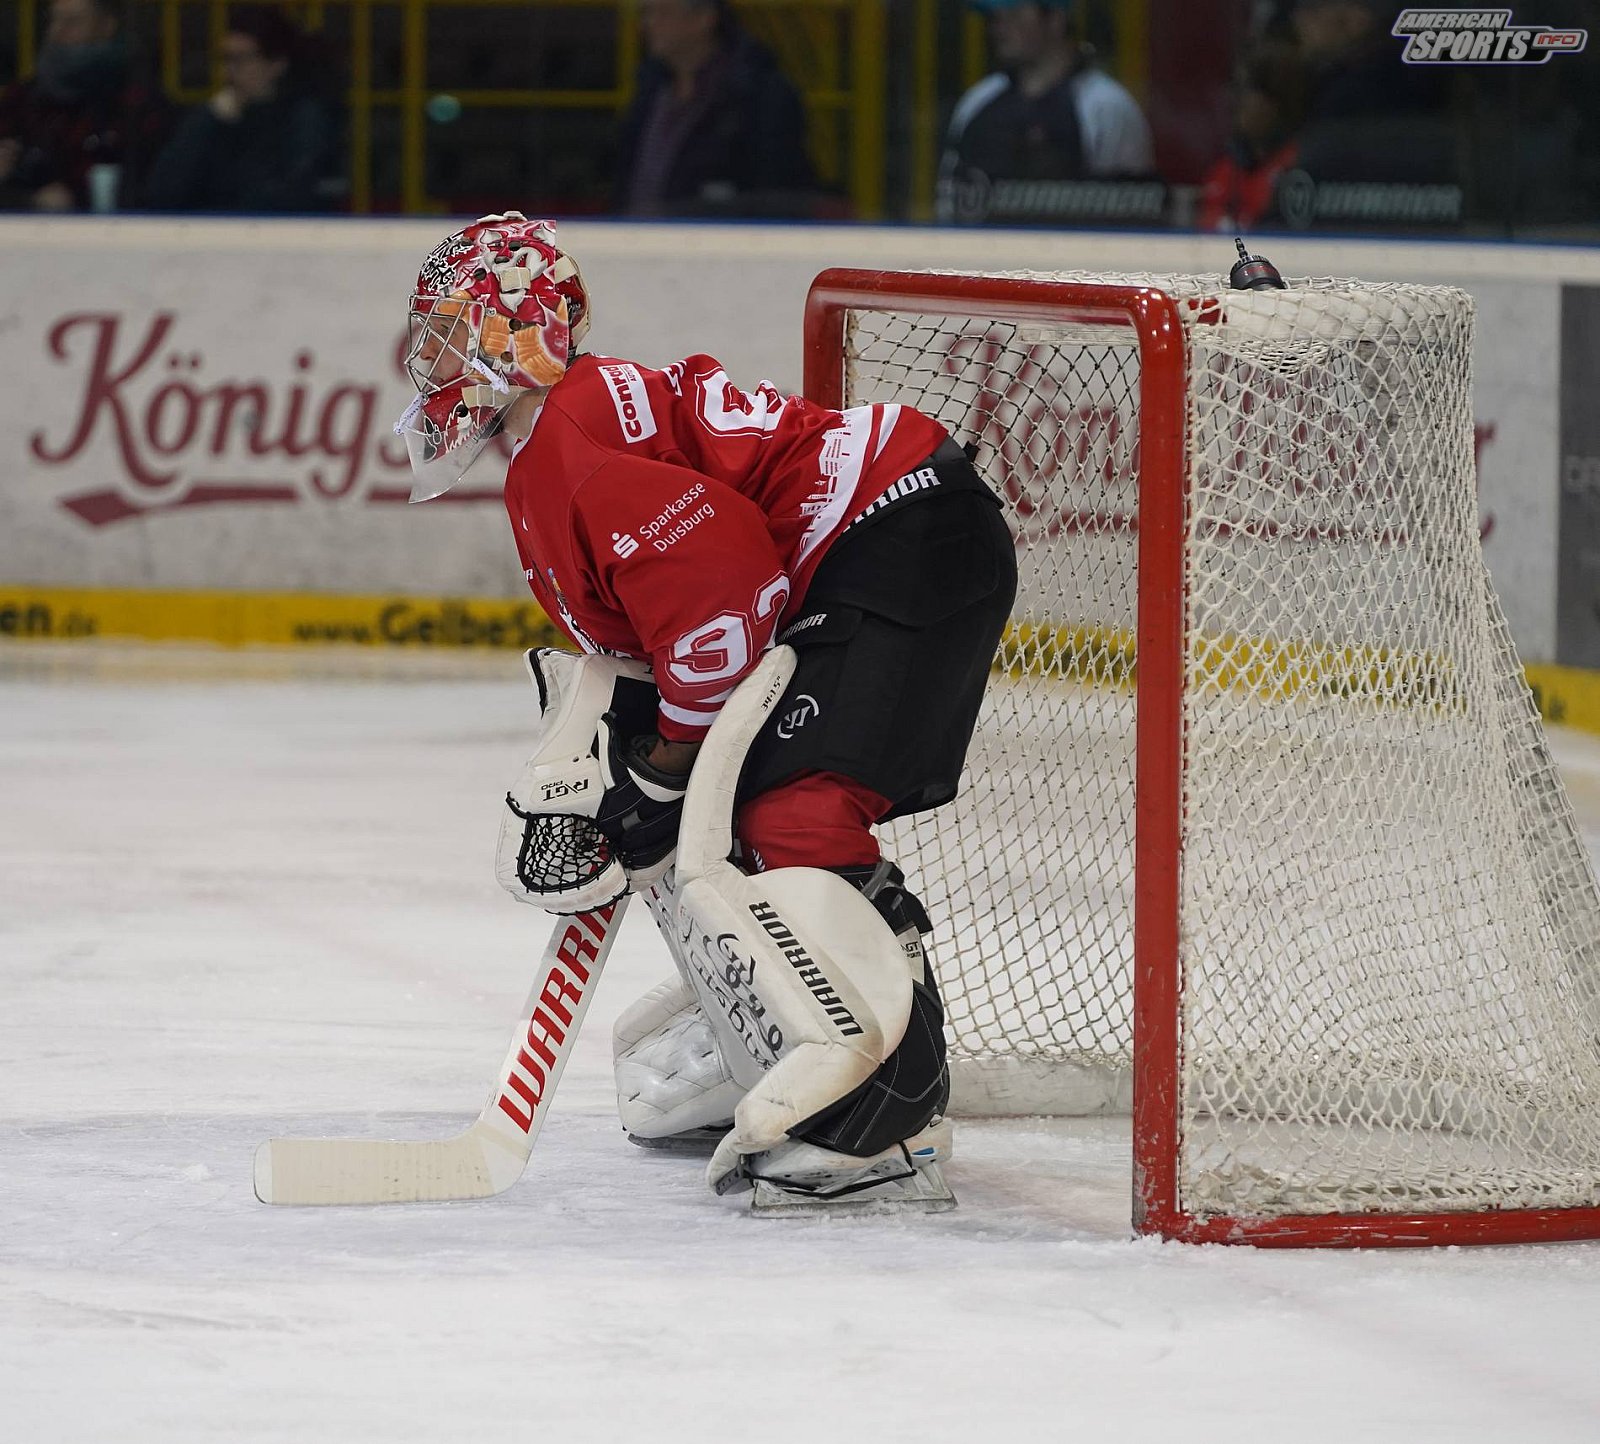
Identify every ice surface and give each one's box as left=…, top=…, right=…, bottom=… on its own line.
left=4, top=644, right=1600, bottom=1443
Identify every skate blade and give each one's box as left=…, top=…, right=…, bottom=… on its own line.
left=626, top=1125, right=729, bottom=1155
left=750, top=1161, right=957, bottom=1216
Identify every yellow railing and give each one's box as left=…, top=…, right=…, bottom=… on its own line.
left=10, top=0, right=905, bottom=217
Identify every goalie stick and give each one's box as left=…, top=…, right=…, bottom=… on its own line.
left=254, top=897, right=629, bottom=1205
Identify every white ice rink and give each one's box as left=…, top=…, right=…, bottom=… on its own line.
left=5, top=643, right=1600, bottom=1444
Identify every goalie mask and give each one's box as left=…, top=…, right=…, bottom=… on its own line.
left=395, top=213, right=592, bottom=502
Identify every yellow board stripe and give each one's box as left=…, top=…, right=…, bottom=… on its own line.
left=4, top=584, right=1595, bottom=736
left=1525, top=664, right=1600, bottom=737
left=0, top=584, right=566, bottom=652
left=1000, top=620, right=1462, bottom=711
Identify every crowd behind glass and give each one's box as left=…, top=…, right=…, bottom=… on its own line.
left=2, top=0, right=1595, bottom=239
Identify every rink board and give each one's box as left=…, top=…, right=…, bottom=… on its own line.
left=0, top=215, right=1587, bottom=667
left=6, top=581, right=1596, bottom=742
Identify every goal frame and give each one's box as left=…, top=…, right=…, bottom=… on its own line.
left=803, top=266, right=1600, bottom=1248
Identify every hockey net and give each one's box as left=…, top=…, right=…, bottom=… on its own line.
left=808, top=268, right=1600, bottom=1244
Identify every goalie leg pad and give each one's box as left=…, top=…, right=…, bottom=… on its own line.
left=612, top=976, right=742, bottom=1144
left=678, top=863, right=915, bottom=1193
left=791, top=975, right=947, bottom=1157
left=796, top=860, right=950, bottom=1157
left=661, top=644, right=939, bottom=1193
left=612, top=867, right=745, bottom=1145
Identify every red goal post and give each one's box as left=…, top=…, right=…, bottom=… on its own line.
left=803, top=266, right=1600, bottom=1247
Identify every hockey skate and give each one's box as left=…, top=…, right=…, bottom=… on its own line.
left=724, top=1118, right=956, bottom=1215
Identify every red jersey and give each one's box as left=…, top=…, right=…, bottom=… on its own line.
left=505, top=353, right=947, bottom=742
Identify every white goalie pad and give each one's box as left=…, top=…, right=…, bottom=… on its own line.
left=665, top=648, right=915, bottom=1184
left=612, top=867, right=746, bottom=1142
left=612, top=974, right=743, bottom=1142
left=495, top=648, right=655, bottom=913
left=684, top=867, right=913, bottom=1163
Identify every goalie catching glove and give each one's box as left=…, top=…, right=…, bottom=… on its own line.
left=496, top=649, right=689, bottom=913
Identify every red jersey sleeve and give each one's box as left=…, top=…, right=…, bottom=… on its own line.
left=571, top=454, right=792, bottom=742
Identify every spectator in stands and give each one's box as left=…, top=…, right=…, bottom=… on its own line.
left=938, top=0, right=1154, bottom=225
left=1290, top=0, right=1455, bottom=184
left=1197, top=40, right=1306, bottom=232
left=145, top=7, right=340, bottom=212
left=616, top=0, right=818, bottom=218
left=1460, top=0, right=1598, bottom=227
left=0, top=0, right=169, bottom=211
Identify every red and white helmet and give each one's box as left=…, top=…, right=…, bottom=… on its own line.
left=396, top=213, right=592, bottom=501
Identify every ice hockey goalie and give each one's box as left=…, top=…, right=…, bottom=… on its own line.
left=398, top=213, right=1017, bottom=1210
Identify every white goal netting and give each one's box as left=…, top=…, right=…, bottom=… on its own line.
left=843, top=271, right=1600, bottom=1221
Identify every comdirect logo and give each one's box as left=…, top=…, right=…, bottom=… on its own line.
left=1392, top=9, right=1587, bottom=63
left=599, top=362, right=658, bottom=443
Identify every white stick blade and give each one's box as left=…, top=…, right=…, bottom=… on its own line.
left=254, top=899, right=629, bottom=1206
left=254, top=1134, right=500, bottom=1206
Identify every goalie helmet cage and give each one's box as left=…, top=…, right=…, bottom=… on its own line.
left=803, top=266, right=1600, bottom=1248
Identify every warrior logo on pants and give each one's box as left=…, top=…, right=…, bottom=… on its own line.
left=775, top=694, right=819, bottom=740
